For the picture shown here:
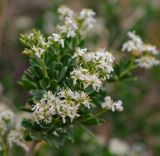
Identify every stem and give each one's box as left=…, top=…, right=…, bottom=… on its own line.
left=82, top=109, right=108, bottom=123
left=40, top=58, right=48, bottom=77
left=95, top=109, right=108, bottom=118
left=119, top=59, right=136, bottom=78
left=26, top=141, right=37, bottom=156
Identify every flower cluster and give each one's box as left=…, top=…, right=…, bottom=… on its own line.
left=108, top=138, right=148, bottom=156
left=57, top=5, right=95, bottom=37
left=6, top=118, right=28, bottom=150
left=71, top=67, right=102, bottom=91
left=135, top=56, right=160, bottom=69
left=21, top=30, right=51, bottom=58
left=7, top=128, right=25, bottom=148
left=122, top=31, right=160, bottom=69
left=58, top=5, right=74, bottom=19
left=0, top=105, right=15, bottom=135
left=19, top=5, right=128, bottom=148
left=101, top=96, right=123, bottom=112
left=32, top=89, right=92, bottom=124
left=51, top=33, right=64, bottom=47
left=71, top=48, right=114, bottom=91
left=0, top=104, right=28, bottom=150
left=78, top=8, right=96, bottom=35
left=21, top=6, right=95, bottom=59
left=108, top=138, right=129, bottom=155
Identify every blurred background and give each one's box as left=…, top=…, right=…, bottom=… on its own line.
left=0, top=0, right=160, bottom=155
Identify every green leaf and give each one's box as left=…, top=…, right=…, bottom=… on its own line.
left=32, top=65, right=43, bottom=78
left=50, top=79, right=58, bottom=91
left=30, top=131, right=43, bottom=141
left=22, top=119, right=33, bottom=129
left=55, top=62, right=63, bottom=71
left=58, top=66, right=68, bottom=82
left=82, top=114, right=105, bottom=125
left=39, top=77, right=50, bottom=89
left=48, top=69, right=59, bottom=79
left=30, top=89, right=44, bottom=97
left=61, top=54, right=72, bottom=65
left=45, top=54, right=57, bottom=67
left=30, top=89, right=44, bottom=102
left=19, top=75, right=37, bottom=90
left=19, top=107, right=33, bottom=112
left=45, top=134, right=63, bottom=148
left=79, top=125, right=94, bottom=138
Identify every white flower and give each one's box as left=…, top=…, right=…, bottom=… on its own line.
left=79, top=9, right=96, bottom=31
left=32, top=91, right=58, bottom=124
left=73, top=48, right=87, bottom=58
left=71, top=67, right=102, bottom=91
left=52, top=33, right=61, bottom=41
left=135, top=56, right=160, bottom=69
left=79, top=9, right=95, bottom=19
left=76, top=91, right=91, bottom=109
left=58, top=17, right=78, bottom=38
left=39, top=35, right=47, bottom=47
left=108, top=138, right=129, bottom=155
left=22, top=32, right=49, bottom=58
left=122, top=31, right=159, bottom=55
left=102, top=96, right=123, bottom=112
left=52, top=33, right=64, bottom=47
left=57, top=6, right=95, bottom=38
left=0, top=110, right=15, bottom=123
left=114, top=100, right=124, bottom=112
left=32, top=46, right=45, bottom=58
left=128, top=31, right=143, bottom=45
left=142, top=44, right=159, bottom=55
left=122, top=31, right=143, bottom=52
left=58, top=5, right=74, bottom=19
left=74, top=48, right=114, bottom=79
left=56, top=6, right=96, bottom=38
left=32, top=89, right=92, bottom=124
left=7, top=128, right=28, bottom=151
left=123, top=31, right=160, bottom=69
left=0, top=106, right=15, bottom=135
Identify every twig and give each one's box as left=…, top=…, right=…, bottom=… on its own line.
left=26, top=141, right=38, bottom=156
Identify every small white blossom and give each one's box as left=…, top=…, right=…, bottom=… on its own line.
left=122, top=31, right=143, bottom=52
left=142, top=44, right=159, bottom=55
left=58, top=5, right=74, bottom=19
left=58, top=88, right=92, bottom=122
left=57, top=6, right=95, bottom=38
left=127, top=31, right=143, bottom=45
left=79, top=9, right=96, bottom=31
left=73, top=48, right=87, bottom=58
left=32, top=46, right=45, bottom=58
left=7, top=128, right=28, bottom=151
left=122, top=31, right=159, bottom=55
left=71, top=67, right=102, bottom=91
left=79, top=9, right=95, bottom=20
left=76, top=91, right=91, bottom=109
left=32, top=89, right=92, bottom=124
left=23, top=32, right=51, bottom=58
left=108, top=138, right=129, bottom=155
left=74, top=48, right=114, bottom=79
left=0, top=106, right=15, bottom=135
left=39, top=35, right=47, bottom=47
left=57, top=17, right=78, bottom=38
left=135, top=56, right=160, bottom=69
left=123, top=31, right=160, bottom=69
left=32, top=91, right=59, bottom=124
left=52, top=33, right=61, bottom=41
left=52, top=33, right=64, bottom=47
left=102, top=96, right=123, bottom=112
